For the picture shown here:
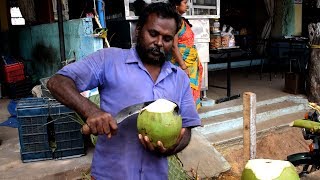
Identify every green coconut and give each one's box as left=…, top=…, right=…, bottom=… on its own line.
left=137, top=99, right=182, bottom=149
left=241, top=159, right=299, bottom=180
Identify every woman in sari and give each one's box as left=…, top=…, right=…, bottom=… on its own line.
left=168, top=0, right=203, bottom=110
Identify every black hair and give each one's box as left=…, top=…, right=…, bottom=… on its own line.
left=167, top=0, right=192, bottom=27
left=168, top=0, right=183, bottom=6
left=132, top=0, right=147, bottom=16
left=136, top=2, right=181, bottom=33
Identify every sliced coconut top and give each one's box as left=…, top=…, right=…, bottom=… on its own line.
left=244, top=159, right=294, bottom=179
left=143, top=99, right=177, bottom=113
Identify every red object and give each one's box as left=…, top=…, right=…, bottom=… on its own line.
left=4, top=62, right=25, bottom=83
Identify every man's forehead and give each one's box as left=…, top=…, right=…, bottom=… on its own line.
left=145, top=14, right=176, bottom=32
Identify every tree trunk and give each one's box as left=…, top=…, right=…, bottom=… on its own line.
left=307, top=23, right=320, bottom=103
left=307, top=48, right=320, bottom=102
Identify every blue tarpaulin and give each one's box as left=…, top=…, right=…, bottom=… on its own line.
left=0, top=100, right=19, bottom=128
left=7, top=100, right=17, bottom=116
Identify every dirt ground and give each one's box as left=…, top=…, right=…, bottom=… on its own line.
left=214, top=126, right=311, bottom=179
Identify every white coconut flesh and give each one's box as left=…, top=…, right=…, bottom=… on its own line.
left=244, top=159, right=295, bottom=179
left=143, top=99, right=177, bottom=113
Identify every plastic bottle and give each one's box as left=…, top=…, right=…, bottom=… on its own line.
left=213, top=19, right=220, bottom=32
left=221, top=25, right=229, bottom=48
left=229, top=35, right=235, bottom=47
left=227, top=26, right=235, bottom=47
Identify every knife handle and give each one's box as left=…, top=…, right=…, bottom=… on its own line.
left=81, top=123, right=91, bottom=135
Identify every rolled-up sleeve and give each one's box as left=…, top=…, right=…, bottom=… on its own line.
left=57, top=50, right=106, bottom=92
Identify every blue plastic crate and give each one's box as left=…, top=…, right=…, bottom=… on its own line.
left=17, top=98, right=50, bottom=118
left=54, top=129, right=85, bottom=160
left=20, top=123, right=47, bottom=135
left=16, top=97, right=85, bottom=162
left=22, top=141, right=51, bottom=152
left=55, top=130, right=83, bottom=141
left=56, top=139, right=84, bottom=150
left=19, top=116, right=48, bottom=126
left=21, top=151, right=53, bottom=163
left=53, top=135, right=85, bottom=160
left=17, top=98, right=74, bottom=118
left=54, top=120, right=82, bottom=132
left=55, top=130, right=85, bottom=158
left=54, top=148, right=85, bottom=160
left=21, top=133, right=48, bottom=145
left=17, top=98, right=50, bottom=160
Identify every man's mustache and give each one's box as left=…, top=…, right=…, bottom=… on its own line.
left=149, top=47, right=165, bottom=56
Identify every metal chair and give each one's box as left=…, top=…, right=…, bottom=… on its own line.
left=247, top=38, right=271, bottom=80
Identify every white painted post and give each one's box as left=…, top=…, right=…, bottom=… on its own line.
left=243, top=92, right=257, bottom=165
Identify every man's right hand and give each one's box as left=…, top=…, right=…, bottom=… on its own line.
left=47, top=75, right=118, bottom=138
left=81, top=111, right=118, bottom=138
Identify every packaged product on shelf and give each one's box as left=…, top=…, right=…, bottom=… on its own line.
left=227, top=26, right=235, bottom=47
left=210, top=32, right=221, bottom=49
left=221, top=25, right=229, bottom=47
left=221, top=35, right=229, bottom=47
left=210, top=19, right=222, bottom=49
left=229, top=35, right=235, bottom=47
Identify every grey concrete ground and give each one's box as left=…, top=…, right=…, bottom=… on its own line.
left=0, top=99, right=93, bottom=180
left=179, top=69, right=311, bottom=178
left=0, top=69, right=311, bottom=179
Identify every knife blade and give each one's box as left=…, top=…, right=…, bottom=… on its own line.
left=81, top=100, right=180, bottom=135
left=114, top=100, right=155, bottom=124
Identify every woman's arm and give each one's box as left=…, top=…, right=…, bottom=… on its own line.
left=172, top=34, right=189, bottom=75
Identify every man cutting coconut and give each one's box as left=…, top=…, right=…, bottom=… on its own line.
left=47, top=2, right=201, bottom=179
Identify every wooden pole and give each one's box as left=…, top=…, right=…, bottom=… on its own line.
left=243, top=92, right=257, bottom=166
left=57, top=0, right=66, bottom=68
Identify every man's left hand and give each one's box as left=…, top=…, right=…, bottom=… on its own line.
left=138, top=128, right=186, bottom=155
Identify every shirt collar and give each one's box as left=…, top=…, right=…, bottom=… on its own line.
left=126, top=47, right=178, bottom=72
left=125, top=47, right=140, bottom=63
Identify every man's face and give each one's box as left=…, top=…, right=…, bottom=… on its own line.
left=136, top=13, right=176, bottom=65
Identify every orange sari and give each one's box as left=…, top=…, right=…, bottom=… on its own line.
left=170, top=19, right=203, bottom=110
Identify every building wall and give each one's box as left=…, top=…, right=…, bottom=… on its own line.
left=19, top=18, right=103, bottom=81
left=255, top=0, right=268, bottom=37
left=0, top=0, right=9, bottom=32
left=294, top=3, right=302, bottom=36
left=271, top=0, right=303, bottom=37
